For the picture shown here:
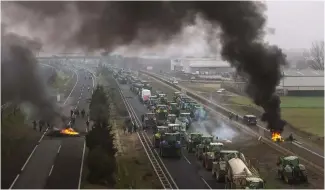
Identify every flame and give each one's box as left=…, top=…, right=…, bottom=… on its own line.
left=60, top=128, right=79, bottom=135
left=271, top=132, right=284, bottom=142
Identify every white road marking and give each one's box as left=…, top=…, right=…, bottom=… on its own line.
left=21, top=145, right=38, bottom=172
left=48, top=165, right=54, bottom=176
left=9, top=174, right=20, bottom=189
left=57, top=145, right=61, bottom=154
left=200, top=177, right=212, bottom=189
left=183, top=155, right=191, bottom=164
left=78, top=72, right=95, bottom=190
left=292, top=141, right=325, bottom=158
left=149, top=73, right=325, bottom=160
left=78, top=142, right=86, bottom=189
left=9, top=68, right=79, bottom=189
left=77, top=101, right=79, bottom=104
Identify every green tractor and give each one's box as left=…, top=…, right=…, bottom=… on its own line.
left=277, top=156, right=308, bottom=184
left=159, top=132, right=182, bottom=158
left=175, top=112, right=192, bottom=130
left=186, top=133, right=203, bottom=153
left=202, top=142, right=224, bottom=170
left=195, top=135, right=214, bottom=160
left=152, top=126, right=169, bottom=148
left=155, top=105, right=168, bottom=125
left=166, top=114, right=177, bottom=124
left=168, top=102, right=180, bottom=116
left=157, top=93, right=168, bottom=104
left=173, top=92, right=182, bottom=102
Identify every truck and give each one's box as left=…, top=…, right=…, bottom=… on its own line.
left=212, top=150, right=247, bottom=182
left=225, top=158, right=265, bottom=189
left=140, top=89, right=151, bottom=103
left=159, top=132, right=182, bottom=158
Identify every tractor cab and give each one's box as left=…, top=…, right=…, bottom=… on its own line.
left=202, top=142, right=224, bottom=170
left=167, top=114, right=177, bottom=124
left=159, top=132, right=182, bottom=158
left=173, top=92, right=181, bottom=101
left=195, top=135, right=214, bottom=160
left=186, top=133, right=203, bottom=153
left=153, top=126, right=169, bottom=147
left=168, top=123, right=181, bottom=133
left=143, top=113, right=157, bottom=129
left=276, top=156, right=307, bottom=184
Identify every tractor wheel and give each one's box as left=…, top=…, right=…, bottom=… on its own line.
left=278, top=170, right=284, bottom=180
left=202, top=159, right=205, bottom=167
left=212, top=171, right=216, bottom=178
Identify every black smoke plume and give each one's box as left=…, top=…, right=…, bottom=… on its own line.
left=1, top=29, right=59, bottom=122
left=6, top=1, right=288, bottom=132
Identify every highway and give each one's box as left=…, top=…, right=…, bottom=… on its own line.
left=145, top=72, right=325, bottom=170
left=118, top=82, right=226, bottom=189
left=9, top=66, right=95, bottom=189
left=133, top=72, right=324, bottom=189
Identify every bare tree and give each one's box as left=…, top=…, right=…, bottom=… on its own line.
left=309, top=41, right=324, bottom=70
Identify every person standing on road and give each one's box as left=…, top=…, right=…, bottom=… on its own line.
left=70, top=109, right=73, bottom=117
left=81, top=109, right=85, bottom=118
left=123, top=125, right=127, bottom=134
left=86, top=120, right=90, bottom=131
left=133, top=123, right=137, bottom=132
left=39, top=120, right=43, bottom=132
left=32, top=120, right=37, bottom=130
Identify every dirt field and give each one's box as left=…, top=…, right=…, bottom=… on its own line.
left=180, top=83, right=221, bottom=93
left=142, top=75, right=324, bottom=189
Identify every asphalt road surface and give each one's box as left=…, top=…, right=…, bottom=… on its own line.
left=147, top=72, right=324, bottom=170
left=119, top=83, right=226, bottom=189
left=10, top=67, right=94, bottom=189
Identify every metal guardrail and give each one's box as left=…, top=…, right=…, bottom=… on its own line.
left=115, top=78, right=178, bottom=189
left=141, top=70, right=324, bottom=176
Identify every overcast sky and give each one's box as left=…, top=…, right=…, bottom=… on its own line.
left=264, top=1, right=324, bottom=50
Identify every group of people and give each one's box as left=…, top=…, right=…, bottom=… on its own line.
left=69, top=108, right=89, bottom=129
left=32, top=120, right=52, bottom=132
left=228, top=112, right=239, bottom=121
left=123, top=117, right=137, bottom=134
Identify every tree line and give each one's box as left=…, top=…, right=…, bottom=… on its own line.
left=85, top=84, right=117, bottom=186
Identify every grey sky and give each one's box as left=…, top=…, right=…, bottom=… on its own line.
left=265, top=1, right=324, bottom=50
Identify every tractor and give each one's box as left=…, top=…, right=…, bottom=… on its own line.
left=202, top=142, right=224, bottom=170
left=193, top=106, right=207, bottom=121
left=157, top=93, right=168, bottom=104
left=168, top=102, right=180, bottom=116
left=141, top=80, right=152, bottom=90
left=195, top=135, right=214, bottom=160
left=277, top=156, right=308, bottom=184
left=186, top=133, right=203, bottom=153
left=167, top=114, right=177, bottom=124
left=155, top=105, right=168, bottom=125
left=152, top=126, right=168, bottom=148
left=175, top=112, right=192, bottom=130
left=173, top=91, right=182, bottom=102
left=142, top=113, right=157, bottom=129
left=159, top=132, right=182, bottom=158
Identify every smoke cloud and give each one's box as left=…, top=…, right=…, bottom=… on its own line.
left=1, top=29, right=59, bottom=122
left=2, top=1, right=288, bottom=132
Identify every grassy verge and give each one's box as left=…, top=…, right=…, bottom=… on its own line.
left=52, top=70, right=74, bottom=95
left=81, top=73, right=162, bottom=189
left=229, top=96, right=324, bottom=137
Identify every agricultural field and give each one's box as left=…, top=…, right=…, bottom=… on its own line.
left=180, top=82, right=221, bottom=93
left=182, top=82, right=324, bottom=138
left=140, top=75, right=324, bottom=189
left=229, top=96, right=324, bottom=137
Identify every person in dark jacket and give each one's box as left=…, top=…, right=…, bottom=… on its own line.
left=33, top=120, right=37, bottom=130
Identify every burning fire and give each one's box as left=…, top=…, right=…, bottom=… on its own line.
left=271, top=132, right=284, bottom=142
left=60, top=128, right=79, bottom=136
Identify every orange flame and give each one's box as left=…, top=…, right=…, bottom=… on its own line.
left=60, top=128, right=79, bottom=135
left=271, top=132, right=284, bottom=142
